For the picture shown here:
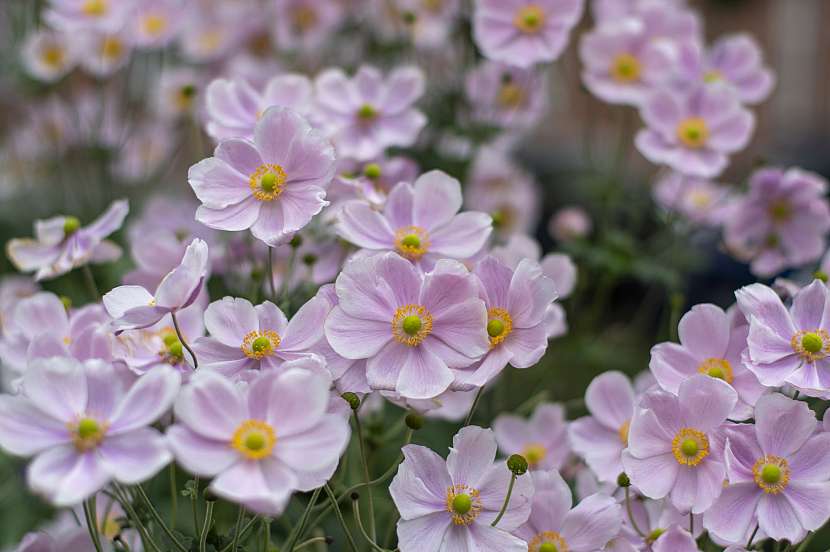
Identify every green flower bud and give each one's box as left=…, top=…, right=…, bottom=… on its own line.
left=63, top=216, right=81, bottom=236
left=342, top=392, right=360, bottom=411
left=507, top=454, right=528, bottom=476
left=617, top=472, right=631, bottom=488
left=405, top=412, right=424, bottom=430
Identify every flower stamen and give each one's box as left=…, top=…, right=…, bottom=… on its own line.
left=392, top=304, right=433, bottom=346
left=486, top=307, right=513, bottom=347
left=752, top=455, right=790, bottom=494
left=445, top=484, right=482, bottom=525
left=529, top=531, right=569, bottom=552
left=394, top=226, right=430, bottom=261
left=671, top=427, right=709, bottom=466
left=231, top=419, right=277, bottom=460
left=697, top=358, right=734, bottom=384
left=619, top=419, right=631, bottom=446
left=677, top=118, right=710, bottom=149
left=514, top=5, right=545, bottom=34
left=241, top=330, right=281, bottom=359
left=249, top=164, right=287, bottom=201
left=791, top=329, right=830, bottom=362
left=69, top=416, right=108, bottom=451
left=521, top=443, right=547, bottom=468
left=611, top=53, right=641, bottom=83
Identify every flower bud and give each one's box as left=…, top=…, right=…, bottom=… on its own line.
left=405, top=412, right=424, bottom=430
left=617, top=472, right=631, bottom=488
left=290, top=235, right=303, bottom=248
left=507, top=454, right=528, bottom=476
left=342, top=392, right=360, bottom=411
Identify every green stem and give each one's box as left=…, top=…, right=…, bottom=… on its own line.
left=199, top=500, right=214, bottom=552
left=83, top=497, right=105, bottom=552
left=191, top=477, right=200, bottom=533
left=624, top=487, right=646, bottom=538
left=111, top=486, right=162, bottom=552
left=171, top=311, right=198, bottom=369
left=219, top=517, right=259, bottom=552
left=794, top=531, right=815, bottom=552
left=82, top=264, right=100, bottom=302
left=352, top=498, right=390, bottom=552
left=490, top=474, right=517, bottom=527
left=295, top=537, right=329, bottom=550
left=464, top=387, right=485, bottom=427
left=267, top=246, right=277, bottom=299
left=169, top=465, right=178, bottom=529
left=133, top=484, right=190, bottom=552
left=230, top=506, right=246, bottom=552
left=324, top=484, right=359, bottom=552
left=261, top=517, right=271, bottom=552
left=279, top=246, right=298, bottom=305
left=284, top=488, right=322, bottom=552
left=746, top=524, right=759, bottom=549
left=353, top=411, right=377, bottom=540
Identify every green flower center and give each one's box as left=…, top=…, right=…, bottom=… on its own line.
left=539, top=544, right=558, bottom=552
left=260, top=172, right=279, bottom=193
left=487, top=319, right=506, bottom=338
left=402, top=315, right=422, bottom=336
left=363, top=163, right=382, bottom=179
left=252, top=336, right=273, bottom=354
left=63, top=216, right=81, bottom=236
left=647, top=528, right=665, bottom=542
left=761, top=464, right=781, bottom=484
left=814, top=271, right=829, bottom=283
left=162, top=333, right=179, bottom=347
left=357, top=104, right=377, bottom=120
left=244, top=432, right=267, bottom=452
left=802, top=332, right=824, bottom=354
left=451, top=493, right=472, bottom=515
left=400, top=234, right=421, bottom=248
left=681, top=438, right=699, bottom=457
left=77, top=418, right=100, bottom=440
left=167, top=340, right=183, bottom=359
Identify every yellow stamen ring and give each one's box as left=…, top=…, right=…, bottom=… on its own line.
left=445, top=484, right=482, bottom=525
left=394, top=226, right=430, bottom=261
left=671, top=427, right=709, bottom=466
left=619, top=419, right=631, bottom=446
left=529, top=531, right=569, bottom=552
left=521, top=443, right=547, bottom=468
left=697, top=358, right=734, bottom=384
left=249, top=164, right=287, bottom=201
left=514, top=5, right=545, bottom=34
left=392, top=304, right=433, bottom=347
left=486, top=307, right=513, bottom=347
left=752, top=455, right=790, bottom=494
left=69, top=417, right=108, bottom=452
left=677, top=117, right=710, bottom=149
left=611, top=53, right=642, bottom=83
left=231, top=419, right=277, bottom=460
left=791, top=329, right=830, bottom=362
left=241, top=330, right=281, bottom=359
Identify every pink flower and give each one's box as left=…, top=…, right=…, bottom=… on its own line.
left=569, top=371, right=636, bottom=483
left=635, top=84, right=755, bottom=178
left=104, top=239, right=209, bottom=333
left=324, top=252, right=489, bottom=399
left=204, top=74, right=313, bottom=142
left=45, top=0, right=136, bottom=33
left=7, top=200, right=128, bottom=281
left=192, top=295, right=328, bottom=379
left=127, top=0, right=183, bottom=49
left=189, top=107, right=335, bottom=246
left=473, top=0, right=585, bottom=69
left=650, top=303, right=765, bottom=420
left=653, top=171, right=735, bottom=227
left=166, top=368, right=349, bottom=515
left=494, top=403, right=570, bottom=472
left=389, top=426, right=533, bottom=552
left=724, top=168, right=830, bottom=277
left=0, top=357, right=179, bottom=506
left=453, top=256, right=557, bottom=388
left=704, top=395, right=830, bottom=544
left=314, top=65, right=426, bottom=161
left=21, top=29, right=78, bottom=83
left=336, top=171, right=493, bottom=271
left=465, top=61, right=548, bottom=130
left=513, top=470, right=621, bottom=551
left=736, top=280, right=830, bottom=398
left=622, top=374, right=738, bottom=514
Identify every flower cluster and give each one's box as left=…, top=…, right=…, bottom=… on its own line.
left=1, top=0, right=829, bottom=551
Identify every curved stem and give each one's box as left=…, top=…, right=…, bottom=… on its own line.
left=111, top=486, right=162, bottom=552
left=132, top=484, right=190, bottom=552
left=230, top=506, right=245, bottom=552
left=464, top=387, right=485, bottom=427
left=199, top=500, right=214, bottom=552
left=624, top=487, right=646, bottom=539
left=295, top=537, right=329, bottom=550
left=490, top=474, right=517, bottom=527
left=353, top=411, right=376, bottom=540
left=220, top=517, right=258, bottom=552
left=83, top=497, right=105, bottom=552
left=284, top=488, right=322, bottom=552
left=267, top=247, right=276, bottom=299
left=171, top=311, right=198, bottom=369
left=82, top=265, right=100, bottom=302
left=746, top=524, right=759, bottom=549
left=168, top=465, right=178, bottom=528
left=352, top=498, right=390, bottom=552
left=324, top=484, right=359, bottom=552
